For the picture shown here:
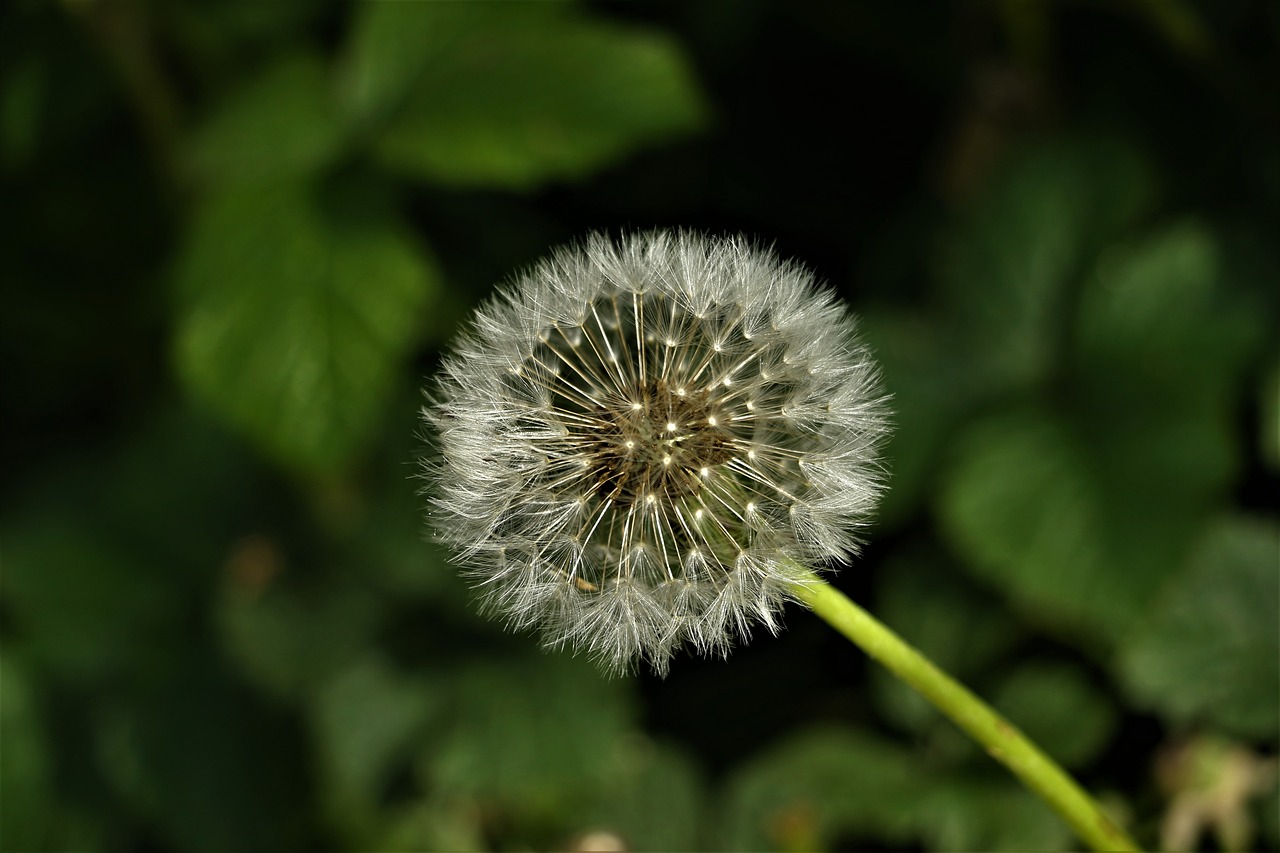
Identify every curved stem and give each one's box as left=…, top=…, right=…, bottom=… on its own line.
left=63, top=0, right=187, bottom=196
left=790, top=570, right=1141, bottom=852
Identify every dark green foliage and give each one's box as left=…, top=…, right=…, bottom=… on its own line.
left=173, top=180, right=441, bottom=471
left=1122, top=517, right=1280, bottom=739
left=2, top=1, right=1276, bottom=851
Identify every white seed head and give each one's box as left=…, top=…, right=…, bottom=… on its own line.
left=423, top=231, right=889, bottom=675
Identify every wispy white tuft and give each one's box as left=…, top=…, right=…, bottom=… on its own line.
left=423, top=231, right=889, bottom=675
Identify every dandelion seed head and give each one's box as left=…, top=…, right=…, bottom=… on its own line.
left=424, top=231, right=889, bottom=675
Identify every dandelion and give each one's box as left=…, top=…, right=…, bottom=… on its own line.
left=424, top=231, right=888, bottom=674
left=421, top=232, right=1140, bottom=851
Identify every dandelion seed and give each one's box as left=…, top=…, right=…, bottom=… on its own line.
left=423, top=231, right=889, bottom=675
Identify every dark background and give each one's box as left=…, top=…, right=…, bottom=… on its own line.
left=2, top=1, right=1277, bottom=851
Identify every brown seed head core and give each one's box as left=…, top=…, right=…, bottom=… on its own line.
left=587, top=379, right=737, bottom=505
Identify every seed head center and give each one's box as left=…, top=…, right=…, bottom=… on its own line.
left=588, top=379, right=734, bottom=504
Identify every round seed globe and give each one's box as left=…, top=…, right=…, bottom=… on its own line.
left=424, top=232, right=889, bottom=674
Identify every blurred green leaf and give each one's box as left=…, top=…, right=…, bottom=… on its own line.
left=919, top=779, right=1073, bottom=852
left=347, top=410, right=468, bottom=602
left=0, top=651, right=105, bottom=850
left=935, top=136, right=1157, bottom=392
left=1080, top=398, right=1238, bottom=614
left=938, top=394, right=1243, bottom=645
left=938, top=409, right=1121, bottom=637
left=585, top=740, right=705, bottom=853
left=865, top=138, right=1164, bottom=527
left=424, top=655, right=635, bottom=818
left=371, top=796, right=487, bottom=853
left=859, top=310, right=989, bottom=526
left=1120, top=516, right=1280, bottom=739
left=990, top=663, right=1118, bottom=769
left=188, top=52, right=345, bottom=185
left=312, top=655, right=441, bottom=830
left=163, top=1, right=330, bottom=70
left=870, top=546, right=1021, bottom=734
left=1073, top=221, right=1264, bottom=405
left=0, top=654, right=53, bottom=851
left=388, top=655, right=700, bottom=850
left=1261, top=774, right=1280, bottom=849
left=720, top=727, right=925, bottom=851
left=719, top=724, right=1078, bottom=852
left=338, top=1, right=570, bottom=126
left=345, top=3, right=705, bottom=190
left=0, top=406, right=264, bottom=683
left=174, top=181, right=440, bottom=472
left=79, top=406, right=266, bottom=568
left=0, top=52, right=43, bottom=170
left=100, top=657, right=310, bottom=853
left=1, top=522, right=183, bottom=679
left=218, top=576, right=383, bottom=702
left=1262, top=352, right=1280, bottom=472
left=1068, top=226, right=1259, bottom=586
left=358, top=503, right=461, bottom=602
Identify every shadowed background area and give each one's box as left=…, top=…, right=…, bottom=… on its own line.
left=1, top=1, right=1277, bottom=851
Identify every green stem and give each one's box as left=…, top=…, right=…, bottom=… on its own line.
left=790, top=569, right=1141, bottom=852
